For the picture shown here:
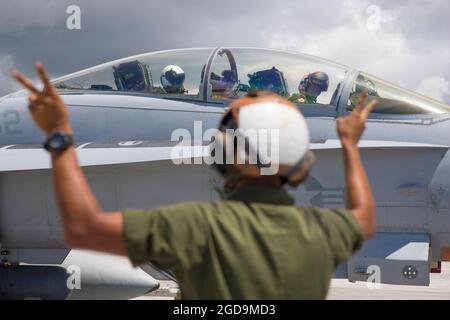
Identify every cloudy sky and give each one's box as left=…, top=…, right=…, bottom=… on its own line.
left=1, top=0, right=449, bottom=103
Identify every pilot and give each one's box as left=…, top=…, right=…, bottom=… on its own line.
left=160, top=64, right=186, bottom=94
left=289, top=71, right=329, bottom=104
left=13, top=64, right=378, bottom=300
left=349, top=75, right=378, bottom=109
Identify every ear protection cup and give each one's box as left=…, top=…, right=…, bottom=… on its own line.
left=211, top=130, right=235, bottom=176
left=283, top=150, right=316, bottom=187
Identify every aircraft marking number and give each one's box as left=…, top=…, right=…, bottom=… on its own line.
left=0, top=110, right=22, bottom=135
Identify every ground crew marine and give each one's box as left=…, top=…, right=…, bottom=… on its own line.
left=13, top=64, right=377, bottom=301
left=123, top=184, right=364, bottom=299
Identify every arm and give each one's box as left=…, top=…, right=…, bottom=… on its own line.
left=51, top=147, right=126, bottom=255
left=337, top=90, right=377, bottom=239
left=12, top=63, right=126, bottom=255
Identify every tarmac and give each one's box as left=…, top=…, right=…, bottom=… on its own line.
left=134, top=262, right=450, bottom=300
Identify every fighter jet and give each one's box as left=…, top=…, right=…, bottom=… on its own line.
left=1, top=47, right=449, bottom=299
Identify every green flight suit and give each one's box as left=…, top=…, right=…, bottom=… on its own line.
left=288, top=93, right=316, bottom=104
left=122, top=184, right=363, bottom=299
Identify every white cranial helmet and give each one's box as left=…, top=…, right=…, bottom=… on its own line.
left=212, top=91, right=312, bottom=182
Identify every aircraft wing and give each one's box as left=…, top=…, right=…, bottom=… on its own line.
left=0, top=139, right=447, bottom=172
left=309, top=139, right=450, bottom=150
left=0, top=141, right=208, bottom=172
left=306, top=139, right=449, bottom=208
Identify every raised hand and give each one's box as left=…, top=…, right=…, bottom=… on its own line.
left=11, top=63, right=72, bottom=135
left=337, top=89, right=377, bottom=147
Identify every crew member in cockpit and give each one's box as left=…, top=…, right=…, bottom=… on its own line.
left=159, top=64, right=186, bottom=94
left=349, top=75, right=378, bottom=109
left=289, top=71, right=329, bottom=104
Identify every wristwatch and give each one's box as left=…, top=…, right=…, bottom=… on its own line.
left=43, top=131, right=74, bottom=152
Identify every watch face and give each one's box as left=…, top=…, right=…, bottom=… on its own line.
left=46, top=132, right=72, bottom=151
left=44, top=132, right=73, bottom=151
left=50, top=134, right=65, bottom=149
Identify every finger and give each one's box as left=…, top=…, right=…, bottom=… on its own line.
left=28, top=93, right=47, bottom=105
left=35, top=62, right=56, bottom=95
left=28, top=93, right=38, bottom=103
left=354, top=89, right=369, bottom=112
left=28, top=93, right=37, bottom=107
left=361, top=99, right=378, bottom=120
left=11, top=71, right=40, bottom=94
left=28, top=93, right=42, bottom=111
left=28, top=93, right=46, bottom=108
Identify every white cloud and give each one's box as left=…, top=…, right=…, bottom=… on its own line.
left=265, top=0, right=450, bottom=103
left=415, top=76, right=450, bottom=102
left=1, top=0, right=450, bottom=103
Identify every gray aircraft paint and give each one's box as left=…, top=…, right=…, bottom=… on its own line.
left=1, top=47, right=450, bottom=298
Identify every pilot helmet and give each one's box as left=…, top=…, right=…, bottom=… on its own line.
left=355, top=75, right=377, bottom=96
left=160, top=65, right=185, bottom=93
left=211, top=90, right=314, bottom=188
left=299, top=71, right=329, bottom=95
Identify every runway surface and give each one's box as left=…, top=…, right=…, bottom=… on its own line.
left=134, top=262, right=450, bottom=300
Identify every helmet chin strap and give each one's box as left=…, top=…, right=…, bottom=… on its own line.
left=280, top=151, right=314, bottom=186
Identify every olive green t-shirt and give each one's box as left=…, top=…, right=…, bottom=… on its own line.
left=122, top=185, right=363, bottom=299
